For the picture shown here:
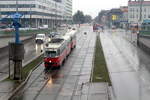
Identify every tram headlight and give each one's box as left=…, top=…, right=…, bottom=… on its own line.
left=49, top=60, right=52, bottom=63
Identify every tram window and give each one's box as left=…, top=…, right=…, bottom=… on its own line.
left=45, top=51, right=57, bottom=58
left=57, top=49, right=60, bottom=55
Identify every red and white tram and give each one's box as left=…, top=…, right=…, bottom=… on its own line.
left=44, top=38, right=67, bottom=69
left=62, top=35, right=71, bottom=56
left=44, top=30, right=76, bottom=70
left=66, top=30, right=76, bottom=49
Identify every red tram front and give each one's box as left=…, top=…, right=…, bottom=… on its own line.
left=44, top=38, right=67, bottom=69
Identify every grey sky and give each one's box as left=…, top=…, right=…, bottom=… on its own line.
left=73, top=0, right=128, bottom=18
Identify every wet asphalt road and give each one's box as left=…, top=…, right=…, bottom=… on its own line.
left=100, top=29, right=150, bottom=100
left=0, top=28, right=68, bottom=81
left=0, top=37, right=44, bottom=81
left=0, top=36, right=31, bottom=48
left=11, top=26, right=97, bottom=100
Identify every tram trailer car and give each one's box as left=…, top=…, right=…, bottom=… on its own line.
left=44, top=38, right=68, bottom=69
left=66, top=30, right=77, bottom=49
left=62, top=35, right=72, bottom=56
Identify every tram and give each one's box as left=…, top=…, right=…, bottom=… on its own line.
left=44, top=30, right=76, bottom=70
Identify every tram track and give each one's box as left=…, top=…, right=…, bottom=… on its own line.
left=52, top=36, right=86, bottom=100
left=33, top=27, right=86, bottom=100
left=34, top=27, right=88, bottom=100
left=11, top=26, right=92, bottom=100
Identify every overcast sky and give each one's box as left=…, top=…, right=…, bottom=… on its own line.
left=73, top=0, right=128, bottom=18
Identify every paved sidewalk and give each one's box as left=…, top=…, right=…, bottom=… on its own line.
left=101, top=30, right=150, bottom=100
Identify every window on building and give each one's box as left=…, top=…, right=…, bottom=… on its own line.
left=144, top=8, right=146, bottom=12
left=130, top=15, right=132, bottom=18
left=137, top=15, right=138, bottom=18
left=130, top=8, right=132, bottom=12
left=137, top=9, right=138, bottom=12
left=144, top=15, right=146, bottom=18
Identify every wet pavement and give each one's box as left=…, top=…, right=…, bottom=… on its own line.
left=11, top=26, right=109, bottom=100
left=0, top=36, right=32, bottom=48
left=0, top=38, right=43, bottom=81
left=100, top=29, right=150, bottom=100
left=0, top=28, right=68, bottom=81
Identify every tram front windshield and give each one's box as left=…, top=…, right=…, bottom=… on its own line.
left=45, top=51, right=57, bottom=58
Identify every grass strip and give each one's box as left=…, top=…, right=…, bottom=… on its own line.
left=3, top=54, right=43, bottom=82
left=22, top=54, right=43, bottom=80
left=92, top=35, right=111, bottom=85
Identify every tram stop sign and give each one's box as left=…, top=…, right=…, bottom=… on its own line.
left=11, top=13, right=22, bottom=19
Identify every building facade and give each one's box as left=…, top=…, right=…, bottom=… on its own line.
left=120, top=6, right=128, bottom=28
left=0, top=0, right=72, bottom=28
left=63, top=0, right=72, bottom=21
left=128, top=0, right=150, bottom=24
left=107, top=8, right=123, bottom=28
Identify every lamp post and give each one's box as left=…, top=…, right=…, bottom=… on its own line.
left=16, top=0, right=18, bottom=13
left=139, top=0, right=144, bottom=23
left=137, top=0, right=144, bottom=45
left=55, top=1, right=57, bottom=31
left=30, top=4, right=32, bottom=28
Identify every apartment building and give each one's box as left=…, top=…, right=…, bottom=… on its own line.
left=128, top=0, right=150, bottom=24
left=0, top=0, right=72, bottom=28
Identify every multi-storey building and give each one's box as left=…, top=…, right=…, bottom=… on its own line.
left=0, top=0, right=72, bottom=28
left=107, top=8, right=123, bottom=28
left=120, top=6, right=128, bottom=28
left=63, top=0, right=72, bottom=21
left=128, top=0, right=150, bottom=24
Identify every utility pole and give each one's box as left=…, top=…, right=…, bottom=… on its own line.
left=16, top=0, right=18, bottom=13
left=9, top=0, right=24, bottom=80
left=30, top=5, right=32, bottom=28
left=139, top=0, right=144, bottom=23
left=55, top=1, right=57, bottom=31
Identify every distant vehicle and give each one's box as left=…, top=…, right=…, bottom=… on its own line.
left=60, top=24, right=67, bottom=27
left=112, top=26, right=116, bottom=30
left=38, top=25, right=48, bottom=29
left=43, top=25, right=48, bottom=28
left=93, top=24, right=99, bottom=32
left=48, top=32, right=62, bottom=42
left=72, top=27, right=76, bottom=30
left=35, top=34, right=46, bottom=44
left=68, top=27, right=72, bottom=29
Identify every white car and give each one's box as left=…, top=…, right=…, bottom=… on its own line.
left=35, top=34, right=46, bottom=44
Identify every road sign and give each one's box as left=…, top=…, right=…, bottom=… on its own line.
left=112, top=15, right=117, bottom=21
